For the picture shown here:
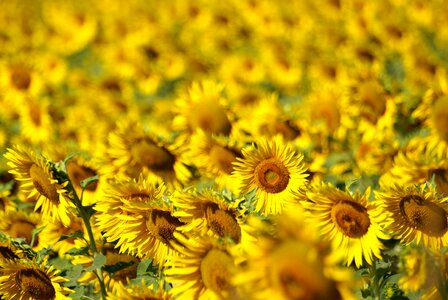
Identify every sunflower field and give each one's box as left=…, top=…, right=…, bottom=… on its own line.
left=1, top=0, right=448, bottom=299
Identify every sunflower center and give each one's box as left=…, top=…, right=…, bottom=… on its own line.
left=200, top=249, right=234, bottom=294
left=10, top=66, right=31, bottom=90
left=29, top=102, right=42, bottom=126
left=431, top=96, right=448, bottom=142
left=331, top=200, right=370, bottom=238
left=209, top=145, right=238, bottom=174
left=311, top=100, right=340, bottom=132
left=399, top=195, right=448, bottom=237
left=271, top=241, right=341, bottom=300
left=0, top=246, right=19, bottom=260
left=9, top=220, right=36, bottom=245
left=428, top=168, right=448, bottom=196
left=255, top=158, right=290, bottom=193
left=16, top=268, right=56, bottom=300
left=29, top=164, right=59, bottom=204
left=205, top=204, right=241, bottom=243
left=131, top=140, right=175, bottom=171
left=146, top=209, right=184, bottom=245
left=67, top=161, right=98, bottom=192
left=190, top=101, right=232, bottom=135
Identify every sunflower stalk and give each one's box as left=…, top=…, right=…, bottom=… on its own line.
left=370, top=259, right=382, bottom=300
left=50, top=162, right=108, bottom=299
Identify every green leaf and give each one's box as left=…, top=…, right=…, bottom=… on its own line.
left=85, top=253, right=106, bottom=272
left=31, top=226, right=46, bottom=246
left=66, top=246, right=91, bottom=256
left=80, top=175, right=99, bottom=190
left=65, top=264, right=84, bottom=286
left=59, top=231, right=84, bottom=242
left=103, top=260, right=136, bottom=274
left=137, top=259, right=153, bottom=276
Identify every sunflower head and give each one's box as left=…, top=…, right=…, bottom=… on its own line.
left=302, top=183, right=390, bottom=267
left=173, top=80, right=233, bottom=136
left=4, top=146, right=74, bottom=226
left=172, top=189, right=243, bottom=243
left=232, top=136, right=308, bottom=215
left=376, top=183, right=448, bottom=249
left=0, top=259, right=72, bottom=299
left=165, top=235, right=240, bottom=299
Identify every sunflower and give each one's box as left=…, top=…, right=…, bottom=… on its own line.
left=302, top=183, right=389, bottom=267
left=172, top=188, right=249, bottom=244
left=0, top=209, right=43, bottom=250
left=398, top=246, right=432, bottom=294
left=232, top=93, right=302, bottom=141
left=172, top=80, right=234, bottom=136
left=66, top=156, right=100, bottom=206
left=232, top=135, right=308, bottom=215
left=107, top=280, right=172, bottom=300
left=0, top=259, right=72, bottom=300
left=232, top=206, right=357, bottom=300
left=18, top=97, right=54, bottom=146
left=74, top=242, right=140, bottom=293
left=184, top=130, right=243, bottom=192
left=102, top=120, right=191, bottom=189
left=95, top=176, right=184, bottom=266
left=4, top=146, right=75, bottom=226
left=380, top=140, right=448, bottom=196
left=376, top=183, right=448, bottom=250
left=164, top=235, right=241, bottom=300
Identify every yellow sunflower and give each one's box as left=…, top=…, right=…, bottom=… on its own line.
left=184, top=130, right=243, bottom=192
left=95, top=176, right=184, bottom=266
left=106, top=280, right=172, bottom=300
left=380, top=139, right=448, bottom=196
left=233, top=206, right=357, bottom=300
left=172, top=80, right=234, bottom=136
left=18, top=97, right=54, bottom=146
left=0, top=259, right=72, bottom=300
left=65, top=156, right=100, bottom=206
left=0, top=239, right=22, bottom=262
left=398, top=246, right=432, bottom=294
left=302, top=183, right=390, bottom=267
left=376, top=183, right=448, bottom=250
left=102, top=120, right=191, bottom=189
left=164, top=235, right=241, bottom=300
left=4, top=146, right=75, bottom=226
left=74, top=242, right=140, bottom=294
left=232, top=135, right=308, bottom=215
left=172, top=188, right=250, bottom=245
left=0, top=209, right=43, bottom=250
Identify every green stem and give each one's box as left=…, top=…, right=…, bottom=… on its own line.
left=370, top=259, right=381, bottom=300
left=67, top=181, right=107, bottom=300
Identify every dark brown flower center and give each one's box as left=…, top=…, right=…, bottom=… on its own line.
left=16, top=269, right=56, bottom=300
left=9, top=220, right=37, bottom=246
left=209, top=145, right=238, bottom=174
left=331, top=200, right=370, bottom=238
left=399, top=195, right=448, bottom=237
left=146, top=209, right=184, bottom=245
left=131, top=140, right=175, bottom=171
left=10, top=66, right=31, bottom=90
left=255, top=158, right=290, bottom=193
left=67, top=161, right=98, bottom=192
left=189, top=101, right=232, bottom=135
left=205, top=203, right=241, bottom=243
left=29, top=164, right=59, bottom=204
